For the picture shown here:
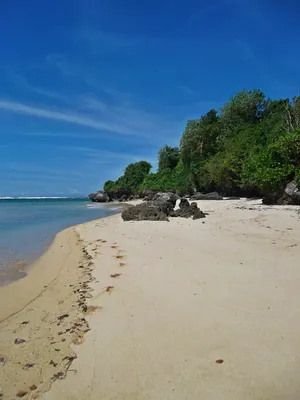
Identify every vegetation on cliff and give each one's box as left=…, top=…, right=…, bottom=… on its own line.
left=104, top=89, right=300, bottom=198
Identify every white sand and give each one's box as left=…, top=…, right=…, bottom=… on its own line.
left=42, top=199, right=300, bottom=400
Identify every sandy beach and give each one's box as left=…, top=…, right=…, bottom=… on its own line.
left=1, top=198, right=300, bottom=399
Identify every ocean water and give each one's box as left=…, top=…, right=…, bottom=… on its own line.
left=0, top=198, right=122, bottom=285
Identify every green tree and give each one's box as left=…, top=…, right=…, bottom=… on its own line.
left=102, top=89, right=300, bottom=200
left=104, top=161, right=152, bottom=197
left=221, top=89, right=266, bottom=127
left=180, top=109, right=219, bottom=188
left=241, top=131, right=300, bottom=193
left=158, top=145, right=180, bottom=173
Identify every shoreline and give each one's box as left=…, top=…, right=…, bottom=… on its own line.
left=0, top=199, right=128, bottom=288
left=0, top=227, right=80, bottom=322
left=47, top=198, right=300, bottom=399
left=0, top=223, right=93, bottom=398
left=1, top=199, right=300, bottom=399
left=0, top=211, right=127, bottom=399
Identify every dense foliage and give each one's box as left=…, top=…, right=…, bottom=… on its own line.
left=104, top=161, right=152, bottom=197
left=104, top=90, right=300, bottom=198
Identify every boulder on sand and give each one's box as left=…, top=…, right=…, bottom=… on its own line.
left=282, top=180, right=300, bottom=205
left=122, top=196, right=206, bottom=222
left=262, top=179, right=300, bottom=205
left=170, top=199, right=206, bottom=220
left=88, top=190, right=110, bottom=203
left=152, top=192, right=180, bottom=207
left=140, top=190, right=156, bottom=201
left=190, top=192, right=223, bottom=200
left=121, top=202, right=170, bottom=222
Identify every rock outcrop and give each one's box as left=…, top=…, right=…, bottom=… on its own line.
left=88, top=191, right=110, bottom=203
left=262, top=179, right=300, bottom=206
left=118, top=195, right=128, bottom=202
left=121, top=202, right=170, bottom=221
left=122, top=198, right=205, bottom=221
left=140, top=190, right=157, bottom=201
left=152, top=192, right=180, bottom=207
left=170, top=199, right=206, bottom=220
left=281, top=180, right=300, bottom=205
left=190, top=192, right=223, bottom=200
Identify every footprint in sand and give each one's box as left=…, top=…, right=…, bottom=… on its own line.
left=114, top=248, right=126, bottom=262
left=110, top=273, right=122, bottom=278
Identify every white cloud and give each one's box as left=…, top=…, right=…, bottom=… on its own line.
left=178, top=85, right=195, bottom=96
left=32, top=88, right=69, bottom=101
left=68, top=188, right=79, bottom=194
left=0, top=90, right=179, bottom=144
left=0, top=99, right=140, bottom=136
left=60, top=145, right=152, bottom=162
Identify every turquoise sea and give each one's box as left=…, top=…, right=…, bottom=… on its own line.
left=0, top=198, right=122, bottom=285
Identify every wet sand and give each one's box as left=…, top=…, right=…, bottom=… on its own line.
left=0, top=227, right=95, bottom=399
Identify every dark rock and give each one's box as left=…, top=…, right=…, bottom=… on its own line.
left=284, top=180, right=300, bottom=205
left=140, top=190, right=157, bottom=201
left=285, top=180, right=297, bottom=197
left=192, top=208, right=206, bottom=220
left=152, top=192, right=180, bottom=207
left=119, top=195, right=128, bottom=202
left=170, top=198, right=205, bottom=220
left=151, top=200, right=174, bottom=215
left=262, top=180, right=300, bottom=206
left=179, top=198, right=190, bottom=209
left=190, top=192, right=223, bottom=200
left=262, top=194, right=279, bottom=205
left=88, top=190, right=110, bottom=203
left=16, top=391, right=28, bottom=398
left=14, top=338, right=26, bottom=344
left=121, top=203, right=169, bottom=221
left=122, top=197, right=206, bottom=222
left=24, top=363, right=35, bottom=369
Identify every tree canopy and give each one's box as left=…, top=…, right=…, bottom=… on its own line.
left=102, top=89, right=300, bottom=198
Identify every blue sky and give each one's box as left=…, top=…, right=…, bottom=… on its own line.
left=0, top=0, right=299, bottom=196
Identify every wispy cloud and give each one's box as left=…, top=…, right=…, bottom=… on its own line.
left=32, top=88, right=69, bottom=101
left=3, top=162, right=89, bottom=178
left=79, top=93, right=175, bottom=136
left=77, top=28, right=142, bottom=55
left=178, top=85, right=195, bottom=96
left=22, top=131, right=104, bottom=139
left=0, top=90, right=178, bottom=141
left=60, top=145, right=151, bottom=163
left=0, top=99, right=142, bottom=136
left=68, top=188, right=79, bottom=194
left=45, top=54, right=79, bottom=76
left=10, top=74, right=69, bottom=102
